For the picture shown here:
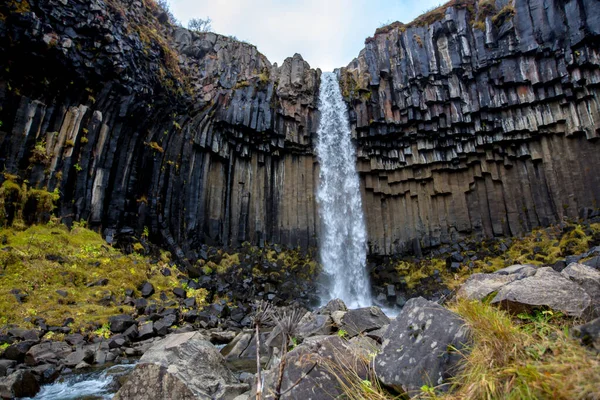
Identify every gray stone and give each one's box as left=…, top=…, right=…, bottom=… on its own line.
left=561, top=263, right=600, bottom=317
left=297, top=312, right=333, bottom=339
left=25, top=341, right=72, bottom=366
left=374, top=297, right=470, bottom=396
left=317, top=298, right=348, bottom=315
left=457, top=272, right=521, bottom=300
left=63, top=348, right=94, bottom=367
left=109, top=315, right=135, bottom=333
left=339, top=306, right=390, bottom=338
left=259, top=335, right=368, bottom=399
left=138, top=322, right=154, bottom=341
left=494, top=264, right=537, bottom=278
left=491, top=267, right=592, bottom=317
left=0, top=370, right=40, bottom=399
left=140, top=282, right=155, bottom=298
left=114, top=332, right=247, bottom=400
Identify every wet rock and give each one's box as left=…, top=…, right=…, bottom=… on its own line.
left=339, top=306, right=390, bottom=338
left=375, top=297, right=470, bottom=395
left=114, top=332, right=247, bottom=400
left=491, top=267, right=592, bottom=317
left=0, top=370, right=40, bottom=399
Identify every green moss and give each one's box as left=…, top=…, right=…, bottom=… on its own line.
left=0, top=224, right=185, bottom=332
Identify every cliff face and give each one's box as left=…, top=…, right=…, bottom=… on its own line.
left=340, top=0, right=600, bottom=255
left=1, top=0, right=600, bottom=260
left=0, top=0, right=320, bottom=260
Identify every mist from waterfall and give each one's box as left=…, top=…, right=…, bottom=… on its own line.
left=315, top=72, right=371, bottom=309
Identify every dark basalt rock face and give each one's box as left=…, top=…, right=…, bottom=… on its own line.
left=1, top=0, right=600, bottom=262
left=340, top=0, right=600, bottom=255
left=0, top=0, right=320, bottom=262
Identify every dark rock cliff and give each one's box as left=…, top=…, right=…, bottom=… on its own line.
left=0, top=0, right=320, bottom=260
left=340, top=0, right=600, bottom=255
left=1, top=0, right=599, bottom=260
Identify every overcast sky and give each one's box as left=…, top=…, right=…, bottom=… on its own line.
left=168, top=0, right=442, bottom=71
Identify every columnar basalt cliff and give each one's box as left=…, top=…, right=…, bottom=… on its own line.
left=1, top=0, right=600, bottom=261
left=0, top=0, right=320, bottom=260
left=340, top=0, right=600, bottom=255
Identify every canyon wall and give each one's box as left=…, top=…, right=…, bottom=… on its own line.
left=340, top=0, right=600, bottom=255
left=1, top=0, right=600, bottom=259
left=0, top=0, right=320, bottom=260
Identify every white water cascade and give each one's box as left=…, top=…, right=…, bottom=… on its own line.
left=316, top=72, right=371, bottom=308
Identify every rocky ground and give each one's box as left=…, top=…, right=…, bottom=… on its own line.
left=1, top=217, right=600, bottom=398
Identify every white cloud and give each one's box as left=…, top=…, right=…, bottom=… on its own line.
left=169, top=0, right=443, bottom=71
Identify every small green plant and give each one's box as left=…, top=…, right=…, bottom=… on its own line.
left=74, top=163, right=82, bottom=172
left=94, top=323, right=111, bottom=339
left=0, top=343, right=9, bottom=351
left=337, top=329, right=348, bottom=339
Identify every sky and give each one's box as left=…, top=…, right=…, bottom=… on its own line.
left=168, top=0, right=443, bottom=72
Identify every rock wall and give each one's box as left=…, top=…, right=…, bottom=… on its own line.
left=0, top=0, right=320, bottom=259
left=1, top=0, right=600, bottom=259
left=340, top=0, right=600, bottom=255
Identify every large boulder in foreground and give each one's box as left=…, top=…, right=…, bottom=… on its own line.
left=375, top=297, right=470, bottom=396
left=114, top=332, right=248, bottom=400
left=561, top=263, right=600, bottom=316
left=491, top=267, right=592, bottom=317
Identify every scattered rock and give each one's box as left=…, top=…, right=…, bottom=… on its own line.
left=140, top=282, right=155, bottom=298
left=109, top=315, right=135, bottom=333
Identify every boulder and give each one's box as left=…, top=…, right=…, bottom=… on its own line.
left=375, top=297, right=470, bottom=396
left=0, top=370, right=40, bottom=399
left=318, top=298, right=348, bottom=315
left=25, top=341, right=72, bottom=366
left=561, top=263, right=600, bottom=316
left=491, top=267, right=592, bottom=317
left=3, top=340, right=38, bottom=362
left=339, top=306, right=390, bottom=338
left=297, top=312, right=333, bottom=339
left=109, top=315, right=135, bottom=333
left=138, top=322, right=154, bottom=340
left=0, top=360, right=16, bottom=378
left=63, top=348, right=94, bottom=367
left=259, top=335, right=368, bottom=399
left=114, top=332, right=247, bottom=400
left=140, top=282, right=155, bottom=298
left=457, top=272, right=522, bottom=300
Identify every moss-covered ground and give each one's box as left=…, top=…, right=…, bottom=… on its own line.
left=0, top=222, right=197, bottom=333
left=389, top=222, right=600, bottom=293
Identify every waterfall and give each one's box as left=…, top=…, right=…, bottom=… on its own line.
left=315, top=72, right=371, bottom=308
